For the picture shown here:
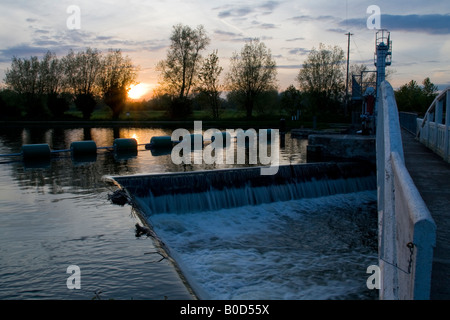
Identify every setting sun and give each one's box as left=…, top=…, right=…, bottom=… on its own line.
left=128, top=83, right=149, bottom=100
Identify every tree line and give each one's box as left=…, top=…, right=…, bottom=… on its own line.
left=0, top=23, right=439, bottom=122
left=394, top=77, right=439, bottom=115
left=1, top=48, right=137, bottom=120
left=151, top=24, right=353, bottom=121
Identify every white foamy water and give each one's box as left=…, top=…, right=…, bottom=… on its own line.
left=143, top=190, right=378, bottom=300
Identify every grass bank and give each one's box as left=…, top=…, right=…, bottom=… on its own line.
left=2, top=106, right=353, bottom=131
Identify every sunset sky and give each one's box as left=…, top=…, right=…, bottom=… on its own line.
left=0, top=0, right=449, bottom=100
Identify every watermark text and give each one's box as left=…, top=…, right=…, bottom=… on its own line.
left=66, top=265, right=81, bottom=289
left=367, top=5, right=381, bottom=30
left=66, top=5, right=81, bottom=30
left=171, top=121, right=280, bottom=175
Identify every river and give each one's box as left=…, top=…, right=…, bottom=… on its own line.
left=0, top=125, right=377, bottom=300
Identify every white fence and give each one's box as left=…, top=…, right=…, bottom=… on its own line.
left=376, top=81, right=436, bottom=300
left=417, top=87, right=450, bottom=163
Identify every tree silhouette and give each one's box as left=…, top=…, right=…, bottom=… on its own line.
left=395, top=77, right=438, bottom=115
left=99, top=49, right=138, bottom=120
left=226, top=39, right=277, bottom=119
left=280, top=85, right=302, bottom=118
left=4, top=51, right=68, bottom=118
left=197, top=50, right=223, bottom=119
left=297, top=43, right=345, bottom=115
left=62, top=48, right=102, bottom=120
left=157, top=24, right=210, bottom=118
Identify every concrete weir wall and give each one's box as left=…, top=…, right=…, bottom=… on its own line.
left=308, top=134, right=376, bottom=163
left=376, top=81, right=436, bottom=300
left=109, top=162, right=376, bottom=215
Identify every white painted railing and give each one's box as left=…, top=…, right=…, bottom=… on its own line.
left=417, top=87, right=450, bottom=163
left=376, top=81, right=436, bottom=300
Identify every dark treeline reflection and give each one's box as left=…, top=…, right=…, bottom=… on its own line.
left=0, top=127, right=308, bottom=193
left=0, top=127, right=157, bottom=193
left=12, top=151, right=138, bottom=194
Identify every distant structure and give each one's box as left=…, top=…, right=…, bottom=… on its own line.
left=374, top=29, right=392, bottom=91
left=351, top=29, right=392, bottom=135
left=373, top=29, right=393, bottom=133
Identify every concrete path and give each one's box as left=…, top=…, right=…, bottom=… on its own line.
left=401, top=129, right=450, bottom=300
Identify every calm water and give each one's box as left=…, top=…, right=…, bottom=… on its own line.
left=0, top=126, right=317, bottom=300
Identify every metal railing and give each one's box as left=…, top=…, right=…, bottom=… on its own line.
left=417, top=87, right=450, bottom=163
left=376, top=81, right=436, bottom=300
left=399, top=112, right=418, bottom=135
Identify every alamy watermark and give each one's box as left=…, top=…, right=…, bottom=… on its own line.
left=171, top=121, right=280, bottom=176
left=367, top=5, right=381, bottom=30
left=366, top=265, right=381, bottom=290
left=66, top=5, right=81, bottom=30
left=66, top=265, right=81, bottom=290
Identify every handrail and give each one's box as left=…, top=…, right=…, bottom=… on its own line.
left=376, top=80, right=436, bottom=300
left=417, top=86, right=450, bottom=162
left=419, top=86, right=450, bottom=133
left=391, top=151, right=436, bottom=300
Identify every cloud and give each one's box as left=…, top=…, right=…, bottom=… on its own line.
left=215, top=1, right=281, bottom=19
left=213, top=29, right=248, bottom=42
left=287, top=48, right=310, bottom=56
left=251, top=21, right=278, bottom=29
left=95, top=35, right=114, bottom=41
left=33, top=39, right=61, bottom=46
left=34, top=29, right=50, bottom=34
left=259, top=1, right=281, bottom=13
left=286, top=37, right=305, bottom=42
left=214, top=30, right=242, bottom=38
left=213, top=29, right=272, bottom=43
left=0, top=25, right=168, bottom=63
left=0, top=44, right=50, bottom=62
left=327, top=28, right=349, bottom=34
left=290, top=15, right=336, bottom=23
left=341, top=14, right=450, bottom=35
left=277, top=64, right=302, bottom=69
left=218, top=6, right=252, bottom=19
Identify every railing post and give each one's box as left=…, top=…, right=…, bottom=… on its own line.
left=436, top=99, right=444, bottom=152
left=445, top=91, right=450, bottom=161
left=436, top=98, right=444, bottom=125
left=417, top=87, right=450, bottom=163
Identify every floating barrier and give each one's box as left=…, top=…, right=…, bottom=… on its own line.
left=21, top=144, right=51, bottom=161
left=70, top=141, right=98, bottom=164
left=1, top=128, right=277, bottom=166
left=113, top=138, right=138, bottom=154
left=70, top=141, right=97, bottom=157
left=148, top=136, right=173, bottom=149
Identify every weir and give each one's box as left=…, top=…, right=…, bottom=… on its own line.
left=106, top=162, right=377, bottom=300
left=108, top=162, right=376, bottom=215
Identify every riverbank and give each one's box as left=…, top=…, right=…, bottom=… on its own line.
left=0, top=119, right=353, bottom=131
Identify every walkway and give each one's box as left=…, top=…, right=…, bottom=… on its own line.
left=401, top=128, right=450, bottom=300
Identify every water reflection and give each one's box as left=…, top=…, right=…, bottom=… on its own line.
left=1, top=127, right=308, bottom=193
left=0, top=126, right=309, bottom=300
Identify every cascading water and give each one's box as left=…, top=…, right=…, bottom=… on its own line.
left=113, top=162, right=376, bottom=215
left=109, top=162, right=378, bottom=300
